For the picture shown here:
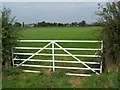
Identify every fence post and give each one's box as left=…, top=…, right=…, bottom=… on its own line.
left=100, top=61, right=102, bottom=73
left=100, top=41, right=103, bottom=73
left=11, top=48, right=14, bottom=67
left=52, top=41, right=55, bottom=72
left=101, top=41, right=103, bottom=53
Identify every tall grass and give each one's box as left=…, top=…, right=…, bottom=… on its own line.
left=2, top=67, right=119, bottom=88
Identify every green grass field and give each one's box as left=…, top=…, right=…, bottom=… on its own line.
left=19, top=27, right=101, bottom=40
left=15, top=26, right=102, bottom=73
left=2, top=27, right=119, bottom=88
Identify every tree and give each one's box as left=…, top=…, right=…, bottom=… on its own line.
left=71, top=22, right=78, bottom=26
left=41, top=21, right=47, bottom=27
left=0, top=7, right=2, bottom=68
left=14, top=22, right=21, bottom=27
left=58, top=23, right=64, bottom=27
left=79, top=20, right=86, bottom=26
left=22, top=22, right=24, bottom=27
left=92, top=22, right=101, bottom=26
left=38, top=22, right=40, bottom=27
left=2, top=7, right=18, bottom=67
left=81, top=20, right=86, bottom=26
left=97, top=2, right=120, bottom=72
left=53, top=22, right=57, bottom=27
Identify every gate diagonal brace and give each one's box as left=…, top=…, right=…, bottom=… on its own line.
left=16, top=42, right=52, bottom=67
left=54, top=42, right=100, bottom=75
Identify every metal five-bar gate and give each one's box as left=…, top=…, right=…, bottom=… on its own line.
left=13, top=40, right=103, bottom=76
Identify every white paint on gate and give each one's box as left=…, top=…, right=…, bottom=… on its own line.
left=13, top=40, right=103, bottom=76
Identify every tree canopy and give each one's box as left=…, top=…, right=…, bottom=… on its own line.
left=97, top=1, right=120, bottom=72
left=2, top=7, right=18, bottom=67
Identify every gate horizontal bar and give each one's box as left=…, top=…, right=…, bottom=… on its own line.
left=23, top=70, right=40, bottom=73
left=13, top=58, right=100, bottom=64
left=15, top=47, right=102, bottom=51
left=13, top=53, right=101, bottom=57
left=14, top=64, right=101, bottom=70
left=17, top=40, right=103, bottom=43
left=66, top=73, right=91, bottom=76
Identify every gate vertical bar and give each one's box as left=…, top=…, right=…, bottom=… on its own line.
left=100, top=41, right=103, bottom=73
left=11, top=48, right=14, bottom=67
left=52, top=41, right=55, bottom=72
left=101, top=41, right=103, bottom=53
left=100, top=62, right=102, bottom=73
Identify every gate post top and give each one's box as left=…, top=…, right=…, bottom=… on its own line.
left=51, top=41, right=55, bottom=43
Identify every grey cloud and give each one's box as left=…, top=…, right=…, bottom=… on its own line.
left=2, top=2, right=104, bottom=24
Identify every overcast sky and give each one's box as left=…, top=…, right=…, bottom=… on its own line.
left=2, top=2, right=105, bottom=24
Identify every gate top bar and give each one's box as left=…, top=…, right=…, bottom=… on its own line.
left=17, top=40, right=103, bottom=43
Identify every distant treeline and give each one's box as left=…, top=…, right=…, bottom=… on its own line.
left=14, top=20, right=101, bottom=28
